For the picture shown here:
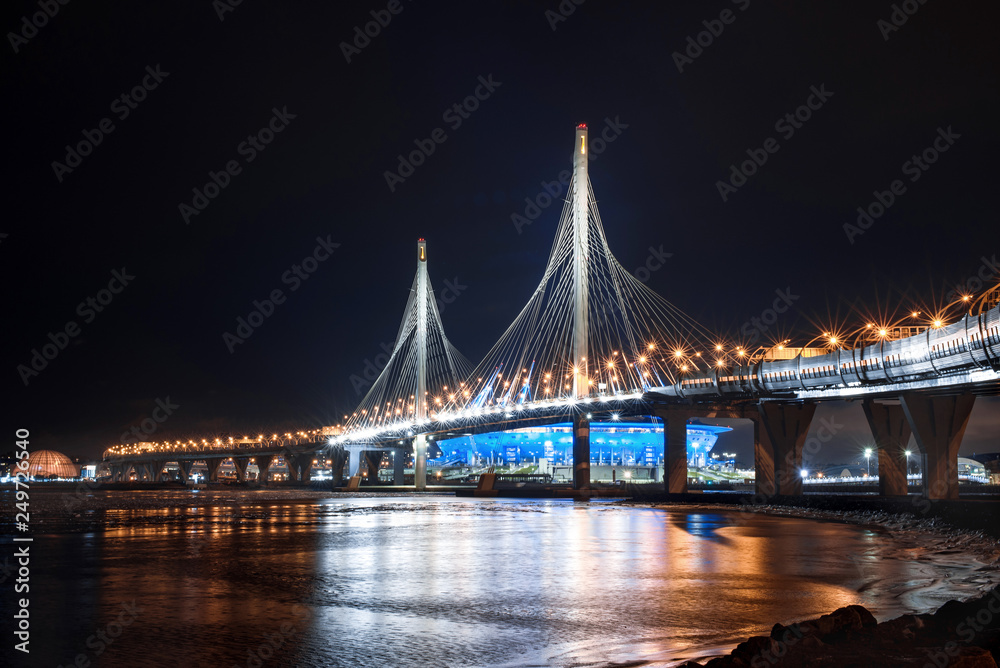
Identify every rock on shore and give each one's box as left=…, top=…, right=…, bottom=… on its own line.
left=680, top=586, right=1000, bottom=667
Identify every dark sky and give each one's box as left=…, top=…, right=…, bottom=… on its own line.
left=5, top=0, right=998, bottom=462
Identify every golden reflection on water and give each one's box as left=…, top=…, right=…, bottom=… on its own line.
left=26, top=497, right=990, bottom=668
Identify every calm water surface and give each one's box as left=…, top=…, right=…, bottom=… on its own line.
left=9, top=493, right=1000, bottom=667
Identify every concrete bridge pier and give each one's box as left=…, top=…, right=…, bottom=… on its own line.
left=254, top=455, right=274, bottom=483
left=205, top=458, right=223, bottom=483
left=862, top=399, right=911, bottom=497
left=414, top=434, right=428, bottom=490
left=286, top=454, right=314, bottom=484
left=901, top=392, right=976, bottom=500
left=149, top=460, right=166, bottom=482
left=572, top=413, right=591, bottom=491
left=758, top=402, right=817, bottom=496
left=298, top=455, right=314, bottom=483
left=284, top=453, right=299, bottom=482
left=753, top=419, right=776, bottom=497
left=177, top=461, right=194, bottom=482
left=362, top=450, right=382, bottom=483
left=392, top=448, right=405, bottom=485
left=649, top=406, right=688, bottom=494
left=232, top=457, right=250, bottom=482
left=133, top=462, right=150, bottom=481
left=329, top=448, right=347, bottom=487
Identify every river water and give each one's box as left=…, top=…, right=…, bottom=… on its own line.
left=6, top=491, right=1000, bottom=667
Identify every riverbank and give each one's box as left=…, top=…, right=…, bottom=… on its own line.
left=628, top=498, right=1000, bottom=666
left=676, top=589, right=1000, bottom=666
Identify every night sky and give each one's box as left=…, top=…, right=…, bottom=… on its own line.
left=5, top=0, right=998, bottom=463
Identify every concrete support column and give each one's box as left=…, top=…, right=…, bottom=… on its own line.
left=392, top=448, right=405, bottom=485
left=572, top=413, right=591, bottom=490
left=901, top=392, right=976, bottom=500
left=362, top=450, right=382, bottom=483
left=134, top=462, right=149, bottom=481
left=232, top=457, right=249, bottom=482
left=414, top=434, right=428, bottom=491
left=205, top=458, right=223, bottom=483
left=649, top=407, right=688, bottom=494
left=862, top=400, right=911, bottom=497
left=283, top=451, right=299, bottom=482
left=758, top=402, right=817, bottom=496
left=149, top=460, right=166, bottom=482
left=753, top=417, right=776, bottom=497
left=254, top=455, right=274, bottom=483
left=178, top=461, right=193, bottom=482
left=330, top=448, right=347, bottom=488
left=665, top=413, right=688, bottom=494
left=292, top=454, right=314, bottom=484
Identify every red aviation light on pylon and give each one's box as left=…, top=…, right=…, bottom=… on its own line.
left=577, top=123, right=587, bottom=129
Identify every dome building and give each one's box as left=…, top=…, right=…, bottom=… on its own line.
left=26, top=450, right=79, bottom=479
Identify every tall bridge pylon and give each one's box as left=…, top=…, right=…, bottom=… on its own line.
left=445, top=123, right=716, bottom=412
left=344, top=239, right=472, bottom=487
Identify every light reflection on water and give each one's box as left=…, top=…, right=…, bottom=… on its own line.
left=17, top=496, right=999, bottom=667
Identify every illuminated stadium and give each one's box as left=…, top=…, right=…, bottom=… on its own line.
left=432, top=420, right=732, bottom=468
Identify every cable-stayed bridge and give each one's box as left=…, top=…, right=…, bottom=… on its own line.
left=104, top=124, right=1000, bottom=499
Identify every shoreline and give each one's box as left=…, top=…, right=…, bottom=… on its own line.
left=670, top=588, right=1000, bottom=667
left=625, top=499, right=1000, bottom=666
left=7, top=488, right=1000, bottom=664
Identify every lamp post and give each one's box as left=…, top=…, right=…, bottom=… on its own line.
left=864, top=447, right=872, bottom=477
left=904, top=449, right=912, bottom=475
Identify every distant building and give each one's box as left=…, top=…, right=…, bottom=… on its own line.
left=25, top=450, right=79, bottom=479
left=957, top=457, right=985, bottom=477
